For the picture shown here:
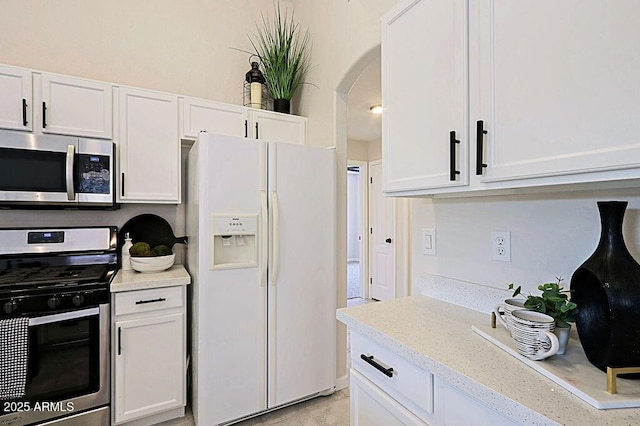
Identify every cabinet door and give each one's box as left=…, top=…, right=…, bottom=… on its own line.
left=40, top=74, right=112, bottom=138
left=474, top=0, right=640, bottom=183
left=350, top=369, right=428, bottom=426
left=382, top=0, right=468, bottom=193
left=114, top=313, right=185, bottom=424
left=118, top=87, right=180, bottom=203
left=181, top=97, right=247, bottom=139
left=440, top=380, right=517, bottom=426
left=0, top=65, right=32, bottom=131
left=249, top=109, right=306, bottom=145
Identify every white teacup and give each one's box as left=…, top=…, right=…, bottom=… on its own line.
left=493, top=298, right=528, bottom=331
left=510, top=310, right=559, bottom=361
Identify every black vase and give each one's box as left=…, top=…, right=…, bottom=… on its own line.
left=273, top=99, right=290, bottom=114
left=570, top=201, right=640, bottom=374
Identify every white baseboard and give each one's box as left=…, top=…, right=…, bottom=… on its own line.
left=335, top=374, right=349, bottom=391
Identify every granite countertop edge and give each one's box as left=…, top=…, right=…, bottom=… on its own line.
left=110, top=264, right=191, bottom=293
left=337, top=295, right=640, bottom=426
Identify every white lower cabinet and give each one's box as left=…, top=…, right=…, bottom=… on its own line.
left=349, top=331, right=518, bottom=426
left=437, top=379, right=517, bottom=426
left=112, top=286, right=186, bottom=425
left=351, top=369, right=428, bottom=426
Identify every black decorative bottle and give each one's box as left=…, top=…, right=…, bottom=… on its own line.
left=571, top=201, right=640, bottom=374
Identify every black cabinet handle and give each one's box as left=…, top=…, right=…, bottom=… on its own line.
left=476, top=120, right=488, bottom=175
left=118, top=327, right=122, bottom=355
left=449, top=130, right=460, bottom=181
left=121, top=173, right=125, bottom=197
left=135, top=297, right=167, bottom=305
left=360, top=354, right=394, bottom=378
left=385, top=238, right=392, bottom=243
left=22, top=99, right=28, bottom=126
left=42, top=101, right=47, bottom=128
left=255, top=122, right=259, bottom=139
left=244, top=120, right=248, bottom=138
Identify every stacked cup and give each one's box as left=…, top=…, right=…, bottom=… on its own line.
left=509, top=310, right=559, bottom=360
left=493, top=298, right=527, bottom=331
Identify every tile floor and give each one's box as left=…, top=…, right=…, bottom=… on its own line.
left=158, top=388, right=350, bottom=426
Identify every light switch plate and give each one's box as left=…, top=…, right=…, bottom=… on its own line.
left=421, top=228, right=436, bottom=255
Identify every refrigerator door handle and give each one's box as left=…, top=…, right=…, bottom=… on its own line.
left=271, top=190, right=280, bottom=286
left=260, top=190, right=268, bottom=287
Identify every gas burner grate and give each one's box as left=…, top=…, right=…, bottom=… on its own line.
left=0, top=264, right=109, bottom=287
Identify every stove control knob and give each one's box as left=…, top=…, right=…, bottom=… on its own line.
left=3, top=300, right=18, bottom=314
left=72, top=294, right=85, bottom=307
left=47, top=296, right=61, bottom=309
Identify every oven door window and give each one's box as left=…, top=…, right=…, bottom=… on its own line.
left=0, top=148, right=66, bottom=192
left=25, top=313, right=99, bottom=402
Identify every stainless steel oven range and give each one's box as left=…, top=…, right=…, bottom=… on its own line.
left=0, top=227, right=117, bottom=426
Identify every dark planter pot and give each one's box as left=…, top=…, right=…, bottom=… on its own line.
left=570, top=201, right=640, bottom=376
left=273, top=99, right=291, bottom=114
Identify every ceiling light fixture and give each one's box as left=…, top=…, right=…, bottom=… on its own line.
left=369, top=104, right=383, bottom=114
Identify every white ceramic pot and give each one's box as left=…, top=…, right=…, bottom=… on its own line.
left=554, top=325, right=571, bottom=355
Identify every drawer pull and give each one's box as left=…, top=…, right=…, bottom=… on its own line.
left=360, top=354, right=394, bottom=378
left=135, top=297, right=167, bottom=305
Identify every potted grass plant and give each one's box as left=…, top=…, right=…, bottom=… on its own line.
left=508, top=277, right=578, bottom=354
left=248, top=2, right=313, bottom=114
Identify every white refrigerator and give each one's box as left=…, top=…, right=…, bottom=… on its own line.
left=186, top=133, right=336, bottom=425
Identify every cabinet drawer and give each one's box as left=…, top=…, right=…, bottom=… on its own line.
left=351, top=332, right=434, bottom=420
left=114, top=286, right=183, bottom=316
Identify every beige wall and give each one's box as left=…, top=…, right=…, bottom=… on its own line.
left=347, top=139, right=382, bottom=162
left=0, top=0, right=273, bottom=105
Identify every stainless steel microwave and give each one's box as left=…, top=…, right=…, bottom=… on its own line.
left=0, top=131, right=115, bottom=208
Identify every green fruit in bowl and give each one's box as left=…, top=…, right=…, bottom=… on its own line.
left=152, top=245, right=172, bottom=256
left=129, top=242, right=153, bottom=257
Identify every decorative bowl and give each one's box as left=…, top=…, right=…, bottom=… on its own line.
left=130, top=254, right=175, bottom=273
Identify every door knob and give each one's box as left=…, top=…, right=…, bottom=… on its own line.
left=385, top=238, right=392, bottom=243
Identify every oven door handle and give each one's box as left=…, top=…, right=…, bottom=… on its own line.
left=29, top=307, right=99, bottom=326
left=66, top=144, right=76, bottom=201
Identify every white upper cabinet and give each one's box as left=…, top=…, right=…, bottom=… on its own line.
left=383, top=0, right=640, bottom=196
left=180, top=97, right=247, bottom=139
left=382, top=0, right=468, bottom=193
left=0, top=65, right=32, bottom=131
left=117, top=87, right=180, bottom=203
left=249, top=108, right=306, bottom=145
left=38, top=73, right=112, bottom=139
left=473, top=0, right=640, bottom=184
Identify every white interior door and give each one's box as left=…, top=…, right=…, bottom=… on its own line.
left=347, top=161, right=368, bottom=300
left=267, top=142, right=336, bottom=407
left=369, top=161, right=395, bottom=301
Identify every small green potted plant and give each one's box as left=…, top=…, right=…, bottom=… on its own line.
left=248, top=2, right=313, bottom=114
left=508, top=277, right=578, bottom=354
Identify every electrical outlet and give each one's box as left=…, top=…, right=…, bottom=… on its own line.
left=421, top=228, right=436, bottom=255
left=492, top=231, right=511, bottom=262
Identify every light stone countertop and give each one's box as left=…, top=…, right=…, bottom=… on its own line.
left=111, top=264, right=191, bottom=292
left=337, top=296, right=640, bottom=426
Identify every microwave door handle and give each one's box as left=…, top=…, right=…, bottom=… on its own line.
left=66, top=144, right=75, bottom=201
left=29, top=307, right=99, bottom=326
